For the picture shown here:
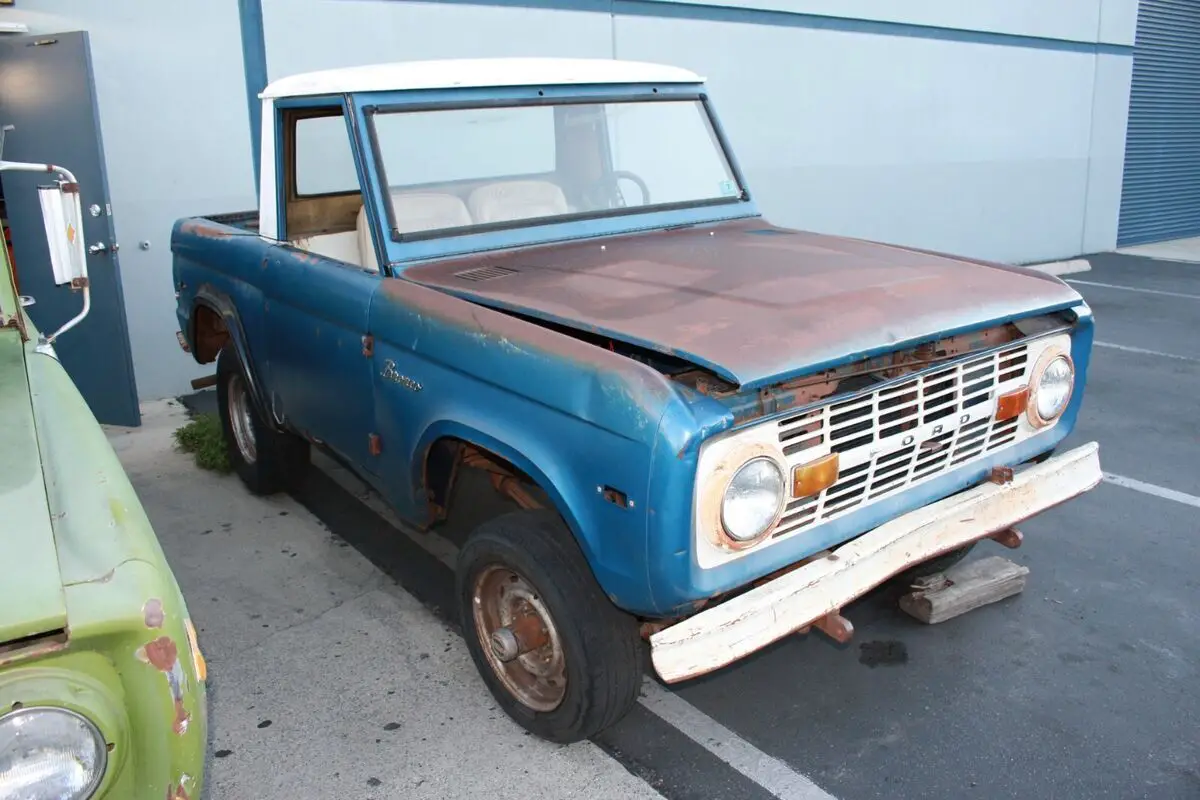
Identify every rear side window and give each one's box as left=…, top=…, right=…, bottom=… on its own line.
left=282, top=106, right=366, bottom=242
left=294, top=114, right=359, bottom=196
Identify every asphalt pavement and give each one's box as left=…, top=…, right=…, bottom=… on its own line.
left=123, top=250, right=1199, bottom=799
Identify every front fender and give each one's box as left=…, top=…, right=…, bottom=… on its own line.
left=409, top=413, right=660, bottom=613
left=370, top=276, right=694, bottom=614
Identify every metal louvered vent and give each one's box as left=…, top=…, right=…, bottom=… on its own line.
left=1118, top=0, right=1200, bottom=245
left=454, top=266, right=519, bottom=282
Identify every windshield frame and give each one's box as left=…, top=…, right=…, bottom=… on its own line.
left=352, top=82, right=758, bottom=269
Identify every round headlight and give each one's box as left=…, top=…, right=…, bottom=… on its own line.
left=1030, top=353, right=1074, bottom=426
left=0, top=707, right=107, bottom=800
left=721, top=457, right=785, bottom=544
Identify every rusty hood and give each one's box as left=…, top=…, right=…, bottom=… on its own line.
left=404, top=218, right=1083, bottom=389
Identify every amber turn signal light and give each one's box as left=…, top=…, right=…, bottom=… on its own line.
left=995, top=386, right=1030, bottom=422
left=792, top=452, right=840, bottom=498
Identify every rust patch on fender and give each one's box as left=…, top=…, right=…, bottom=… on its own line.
left=143, top=599, right=165, bottom=628
left=137, top=636, right=191, bottom=735
left=191, top=305, right=229, bottom=363
left=460, top=446, right=545, bottom=511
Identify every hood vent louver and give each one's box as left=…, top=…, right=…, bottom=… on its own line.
left=454, top=265, right=519, bottom=282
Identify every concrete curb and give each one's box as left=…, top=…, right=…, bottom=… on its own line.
left=1023, top=258, right=1092, bottom=277
left=1115, top=236, right=1200, bottom=263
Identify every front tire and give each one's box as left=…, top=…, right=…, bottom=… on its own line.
left=216, top=346, right=308, bottom=495
left=456, top=510, right=643, bottom=743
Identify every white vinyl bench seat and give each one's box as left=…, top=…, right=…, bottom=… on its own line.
left=292, top=180, right=570, bottom=271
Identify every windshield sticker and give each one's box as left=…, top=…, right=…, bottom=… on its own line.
left=719, top=180, right=738, bottom=197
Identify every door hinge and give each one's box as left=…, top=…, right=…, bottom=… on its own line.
left=368, top=433, right=382, bottom=456
left=362, top=334, right=374, bottom=357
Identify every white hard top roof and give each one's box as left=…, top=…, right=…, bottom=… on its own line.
left=260, top=57, right=704, bottom=99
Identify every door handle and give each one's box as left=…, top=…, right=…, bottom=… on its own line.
left=88, top=241, right=119, bottom=255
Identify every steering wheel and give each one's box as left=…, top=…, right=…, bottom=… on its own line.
left=582, top=170, right=651, bottom=211
left=611, top=170, right=651, bottom=207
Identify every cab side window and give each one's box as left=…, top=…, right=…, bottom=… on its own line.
left=282, top=107, right=375, bottom=270
left=294, top=114, right=359, bottom=196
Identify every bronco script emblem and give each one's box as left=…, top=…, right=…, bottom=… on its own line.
left=381, top=358, right=422, bottom=392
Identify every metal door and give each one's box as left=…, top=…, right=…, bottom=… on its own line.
left=0, top=31, right=139, bottom=426
left=1118, top=0, right=1200, bottom=246
left=261, top=246, right=379, bottom=471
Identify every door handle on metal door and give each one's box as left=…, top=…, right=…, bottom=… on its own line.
left=88, top=241, right=119, bottom=255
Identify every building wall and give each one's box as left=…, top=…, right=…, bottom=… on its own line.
left=613, top=9, right=1134, bottom=263
left=1, top=0, right=254, bottom=402
left=0, top=0, right=1138, bottom=403
left=264, top=0, right=1136, bottom=264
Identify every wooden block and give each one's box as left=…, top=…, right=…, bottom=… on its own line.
left=899, top=556, right=1030, bottom=625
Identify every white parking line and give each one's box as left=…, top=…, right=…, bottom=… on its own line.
left=1066, top=279, right=1200, bottom=301
left=312, top=452, right=840, bottom=800
left=1102, top=473, right=1200, bottom=510
left=1094, top=341, right=1200, bottom=363
left=639, top=680, right=837, bottom=800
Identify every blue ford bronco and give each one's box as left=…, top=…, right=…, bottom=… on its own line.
left=172, top=57, right=1101, bottom=743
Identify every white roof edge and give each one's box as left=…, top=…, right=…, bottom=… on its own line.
left=260, top=57, right=705, bottom=99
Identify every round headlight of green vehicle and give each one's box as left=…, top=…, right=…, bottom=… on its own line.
left=720, top=456, right=786, bottom=545
left=0, top=706, right=107, bottom=799
left=1028, top=351, right=1075, bottom=427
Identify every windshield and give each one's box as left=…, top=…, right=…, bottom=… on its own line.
left=368, top=98, right=743, bottom=239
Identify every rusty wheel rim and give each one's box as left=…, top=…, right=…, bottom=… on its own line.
left=227, top=373, right=256, bottom=464
left=472, top=565, right=566, bottom=712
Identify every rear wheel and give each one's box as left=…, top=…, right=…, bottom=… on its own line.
left=456, top=510, right=643, bottom=743
left=216, top=346, right=309, bottom=495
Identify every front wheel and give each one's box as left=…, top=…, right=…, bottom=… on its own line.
left=456, top=510, right=643, bottom=743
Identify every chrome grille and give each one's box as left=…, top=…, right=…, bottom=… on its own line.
left=771, top=340, right=1044, bottom=541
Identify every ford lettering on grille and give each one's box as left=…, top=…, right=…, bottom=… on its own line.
left=771, top=334, right=1070, bottom=541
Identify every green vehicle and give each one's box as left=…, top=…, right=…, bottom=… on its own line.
left=0, top=156, right=207, bottom=798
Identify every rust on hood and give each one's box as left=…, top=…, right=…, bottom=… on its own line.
left=705, top=318, right=1040, bottom=425
left=404, top=218, right=1082, bottom=390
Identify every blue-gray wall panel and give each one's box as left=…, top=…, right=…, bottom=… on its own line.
left=630, top=0, right=1137, bottom=46
left=262, top=0, right=612, bottom=80
left=1083, top=53, right=1134, bottom=253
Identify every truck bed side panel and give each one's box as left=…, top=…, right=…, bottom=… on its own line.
left=171, top=217, right=277, bottom=393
